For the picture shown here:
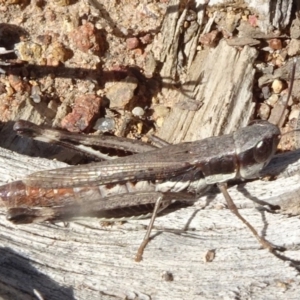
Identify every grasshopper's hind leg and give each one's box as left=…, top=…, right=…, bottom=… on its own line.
left=135, top=191, right=196, bottom=262
left=217, top=183, right=285, bottom=252
left=135, top=195, right=165, bottom=262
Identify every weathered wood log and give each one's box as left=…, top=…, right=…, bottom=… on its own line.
left=1, top=139, right=300, bottom=299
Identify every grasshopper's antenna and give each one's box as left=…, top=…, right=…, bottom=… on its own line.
left=278, top=57, right=297, bottom=127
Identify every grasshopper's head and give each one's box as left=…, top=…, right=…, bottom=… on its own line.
left=234, top=120, right=280, bottom=180
left=234, top=59, right=297, bottom=180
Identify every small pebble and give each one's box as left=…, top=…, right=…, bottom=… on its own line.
left=8, top=75, right=23, bottom=92
left=262, top=65, right=274, bottom=75
left=291, top=18, right=300, bottom=39
left=132, top=106, right=144, bottom=117
left=93, top=118, right=115, bottom=132
left=14, top=41, right=42, bottom=63
left=203, top=249, right=215, bottom=263
left=266, top=94, right=279, bottom=107
left=126, top=37, right=139, bottom=50
left=287, top=39, right=300, bottom=56
left=30, top=85, right=41, bottom=103
left=106, top=76, right=138, bottom=108
left=272, top=79, right=284, bottom=94
left=161, top=271, right=174, bottom=282
left=8, top=75, right=29, bottom=93
left=261, top=86, right=271, bottom=99
left=61, top=94, right=102, bottom=132
left=70, top=22, right=103, bottom=54
left=268, top=38, right=282, bottom=50
left=258, top=103, right=270, bottom=120
left=280, top=91, right=294, bottom=106
left=289, top=108, right=300, bottom=121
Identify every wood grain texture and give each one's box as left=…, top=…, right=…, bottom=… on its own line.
left=0, top=1, right=299, bottom=300
left=0, top=148, right=300, bottom=299
left=156, top=40, right=257, bottom=143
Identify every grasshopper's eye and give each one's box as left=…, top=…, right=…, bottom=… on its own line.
left=253, top=138, right=273, bottom=163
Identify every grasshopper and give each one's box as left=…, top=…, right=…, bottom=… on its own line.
left=0, top=60, right=296, bottom=261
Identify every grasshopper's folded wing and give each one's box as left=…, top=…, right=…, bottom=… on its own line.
left=24, top=143, right=197, bottom=189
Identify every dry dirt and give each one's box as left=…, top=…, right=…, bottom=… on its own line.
left=0, top=1, right=299, bottom=148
